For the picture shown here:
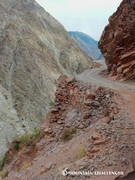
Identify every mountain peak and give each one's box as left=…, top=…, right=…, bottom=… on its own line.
left=68, top=31, right=103, bottom=60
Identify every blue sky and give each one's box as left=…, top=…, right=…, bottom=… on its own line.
left=36, top=0, right=123, bottom=41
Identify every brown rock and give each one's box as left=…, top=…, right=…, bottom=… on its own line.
left=112, top=108, right=118, bottom=114
left=78, top=124, right=84, bottom=129
left=83, top=111, right=91, bottom=119
left=46, top=162, right=53, bottom=170
left=92, top=132, right=101, bottom=140
left=66, top=77, right=75, bottom=83
left=57, top=95, right=67, bottom=101
left=99, top=0, right=135, bottom=80
left=69, top=89, right=74, bottom=95
left=89, top=147, right=100, bottom=153
left=132, top=159, right=135, bottom=170
left=40, top=169, right=47, bottom=175
left=84, top=99, right=92, bottom=106
left=103, top=108, right=110, bottom=117
left=98, top=86, right=104, bottom=91
left=51, top=108, right=59, bottom=113
left=94, top=138, right=110, bottom=145
left=93, top=139, right=106, bottom=145
left=86, top=92, right=95, bottom=100
left=101, top=116, right=111, bottom=124
left=44, top=128, right=52, bottom=134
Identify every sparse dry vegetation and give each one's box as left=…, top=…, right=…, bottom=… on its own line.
left=13, top=128, right=44, bottom=149
left=0, top=169, right=8, bottom=179
left=0, top=155, right=7, bottom=171
left=17, top=162, right=30, bottom=172
left=62, top=126, right=77, bottom=142
left=77, top=147, right=86, bottom=159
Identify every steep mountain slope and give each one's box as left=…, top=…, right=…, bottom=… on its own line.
left=99, top=0, right=135, bottom=80
left=68, top=31, right=103, bottom=60
left=0, top=0, right=93, bottom=158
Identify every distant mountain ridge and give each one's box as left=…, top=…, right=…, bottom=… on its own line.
left=68, top=31, right=104, bottom=60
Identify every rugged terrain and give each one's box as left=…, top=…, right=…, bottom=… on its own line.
left=99, top=0, right=135, bottom=80
left=68, top=31, right=103, bottom=60
left=1, top=0, right=135, bottom=179
left=0, top=0, right=93, bottom=158
left=1, top=61, right=135, bottom=180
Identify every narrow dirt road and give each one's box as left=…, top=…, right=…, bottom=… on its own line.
left=76, top=60, right=135, bottom=122
left=76, top=60, right=135, bottom=93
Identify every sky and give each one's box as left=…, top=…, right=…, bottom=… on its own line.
left=36, top=0, right=123, bottom=41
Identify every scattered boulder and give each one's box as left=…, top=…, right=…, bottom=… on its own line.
left=101, top=116, right=111, bottom=124
left=46, top=162, right=53, bottom=170
left=92, top=132, right=101, bottom=140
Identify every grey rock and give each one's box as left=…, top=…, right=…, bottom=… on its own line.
left=65, top=109, right=80, bottom=126
left=92, top=101, right=100, bottom=107
left=32, top=174, right=39, bottom=180
left=107, top=162, right=113, bottom=166
left=46, top=162, right=53, bottom=170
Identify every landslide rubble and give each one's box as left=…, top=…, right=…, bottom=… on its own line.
left=1, top=76, right=135, bottom=180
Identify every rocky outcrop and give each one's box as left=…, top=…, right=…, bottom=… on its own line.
left=44, top=76, right=116, bottom=132
left=69, top=31, right=103, bottom=60
left=0, top=0, right=93, bottom=158
left=98, top=0, right=135, bottom=80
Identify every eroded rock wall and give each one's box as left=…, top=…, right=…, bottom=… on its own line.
left=98, top=0, right=135, bottom=80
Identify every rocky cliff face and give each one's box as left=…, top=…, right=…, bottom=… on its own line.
left=98, top=0, right=135, bottom=80
left=0, top=0, right=93, bottom=158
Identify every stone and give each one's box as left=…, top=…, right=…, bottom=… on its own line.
left=32, top=175, right=39, bottom=180
left=46, top=162, right=53, bottom=170
left=84, top=99, right=92, bottom=106
left=89, top=159, right=94, bottom=163
left=93, top=138, right=109, bottom=145
left=51, top=108, right=59, bottom=113
left=98, top=86, right=104, bottom=91
left=105, top=94, right=110, bottom=98
left=83, top=111, right=91, bottom=119
left=92, top=132, right=101, bottom=140
left=101, top=116, right=111, bottom=124
left=44, top=128, right=52, bottom=134
left=112, top=108, right=118, bottom=114
left=66, top=77, right=75, bottom=83
left=78, top=124, right=84, bottom=129
left=85, top=91, right=95, bottom=100
left=65, top=109, right=80, bottom=126
left=92, top=101, right=100, bottom=107
left=107, top=162, right=113, bottom=166
left=40, top=169, right=47, bottom=175
left=89, top=147, right=100, bottom=153
left=132, top=159, right=135, bottom=170
left=57, top=120, right=64, bottom=124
